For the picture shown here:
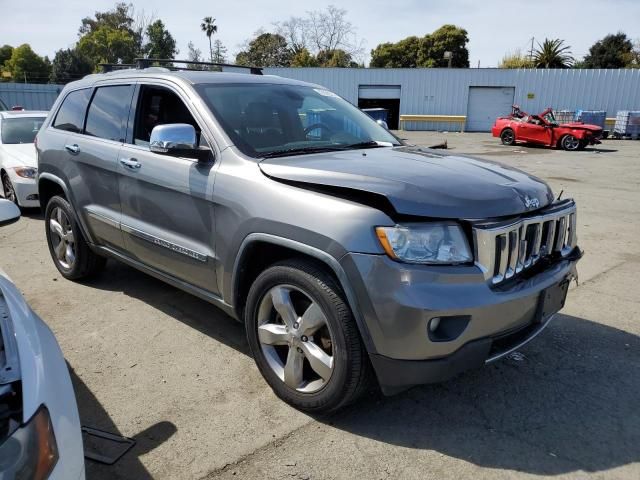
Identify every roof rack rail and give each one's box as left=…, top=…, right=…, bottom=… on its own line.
left=99, top=59, right=263, bottom=75
left=98, top=63, right=137, bottom=73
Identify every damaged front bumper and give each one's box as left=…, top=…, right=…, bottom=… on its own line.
left=340, top=247, right=581, bottom=395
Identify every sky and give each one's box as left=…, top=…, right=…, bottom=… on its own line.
left=1, top=0, right=639, bottom=67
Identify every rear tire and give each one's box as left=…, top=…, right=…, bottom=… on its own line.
left=245, top=259, right=372, bottom=413
left=45, top=195, right=106, bottom=280
left=500, top=128, right=516, bottom=146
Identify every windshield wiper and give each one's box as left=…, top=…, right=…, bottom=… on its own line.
left=337, top=140, right=395, bottom=150
left=261, top=146, right=346, bottom=158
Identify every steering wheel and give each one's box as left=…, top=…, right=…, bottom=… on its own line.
left=304, top=123, right=334, bottom=136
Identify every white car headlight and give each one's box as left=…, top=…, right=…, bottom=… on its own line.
left=375, top=223, right=473, bottom=264
left=13, top=167, right=38, bottom=179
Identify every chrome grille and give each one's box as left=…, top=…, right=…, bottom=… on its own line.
left=473, top=201, right=577, bottom=284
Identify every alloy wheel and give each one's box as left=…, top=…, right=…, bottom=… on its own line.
left=501, top=130, right=515, bottom=145
left=49, top=207, right=76, bottom=269
left=257, top=285, right=335, bottom=393
left=562, top=135, right=581, bottom=151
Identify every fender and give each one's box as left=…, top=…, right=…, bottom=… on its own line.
left=231, top=233, right=377, bottom=353
left=37, top=172, right=96, bottom=245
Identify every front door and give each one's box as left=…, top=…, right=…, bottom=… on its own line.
left=117, top=83, right=219, bottom=294
left=519, top=116, right=553, bottom=145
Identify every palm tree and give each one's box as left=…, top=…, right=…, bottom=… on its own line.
left=200, top=17, right=218, bottom=63
left=533, top=38, right=574, bottom=68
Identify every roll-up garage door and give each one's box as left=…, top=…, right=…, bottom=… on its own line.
left=466, top=86, right=515, bottom=132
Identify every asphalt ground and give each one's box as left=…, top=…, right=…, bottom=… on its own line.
left=1, top=132, right=638, bottom=479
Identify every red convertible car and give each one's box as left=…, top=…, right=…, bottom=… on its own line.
left=492, top=106, right=603, bottom=151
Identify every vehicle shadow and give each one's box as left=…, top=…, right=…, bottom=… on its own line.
left=68, top=366, right=177, bottom=480
left=83, top=260, right=250, bottom=356
left=80, top=262, right=639, bottom=475
left=326, top=313, right=640, bottom=475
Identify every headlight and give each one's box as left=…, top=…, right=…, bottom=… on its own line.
left=375, top=223, right=473, bottom=264
left=0, top=405, right=59, bottom=479
left=13, top=167, right=38, bottom=179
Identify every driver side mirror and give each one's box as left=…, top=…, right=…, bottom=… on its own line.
left=150, top=124, right=212, bottom=162
left=0, top=199, right=21, bottom=227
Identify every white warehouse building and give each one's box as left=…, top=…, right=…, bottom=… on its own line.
left=263, top=68, right=640, bottom=131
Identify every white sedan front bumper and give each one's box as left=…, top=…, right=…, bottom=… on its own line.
left=0, top=272, right=85, bottom=479
left=5, top=170, right=39, bottom=208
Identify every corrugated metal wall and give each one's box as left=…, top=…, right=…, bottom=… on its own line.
left=0, top=83, right=62, bottom=111
left=264, top=68, right=640, bottom=131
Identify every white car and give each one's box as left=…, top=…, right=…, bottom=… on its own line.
left=0, top=111, right=48, bottom=208
left=0, top=199, right=85, bottom=479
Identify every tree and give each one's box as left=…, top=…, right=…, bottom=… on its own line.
left=76, top=3, right=140, bottom=65
left=533, top=38, right=574, bottom=68
left=419, top=25, right=469, bottom=68
left=50, top=48, right=93, bottom=83
left=143, top=20, right=178, bottom=59
left=275, top=6, right=363, bottom=62
left=200, top=16, right=218, bottom=63
left=0, top=45, right=13, bottom=66
left=316, top=49, right=358, bottom=67
left=370, top=36, right=421, bottom=68
left=499, top=50, right=534, bottom=69
left=211, top=39, right=227, bottom=64
left=291, top=48, right=319, bottom=67
left=235, top=33, right=292, bottom=67
left=275, top=16, right=309, bottom=55
left=4, top=44, right=51, bottom=83
left=583, top=33, right=634, bottom=68
left=186, top=41, right=204, bottom=69
left=80, top=2, right=142, bottom=53
left=369, top=25, right=468, bottom=68
left=77, top=25, right=137, bottom=66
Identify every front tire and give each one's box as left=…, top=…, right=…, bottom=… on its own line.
left=245, top=259, right=371, bottom=413
left=561, top=134, right=581, bottom=151
left=2, top=172, right=18, bottom=206
left=45, top=195, right=106, bottom=280
left=500, top=128, right=516, bottom=146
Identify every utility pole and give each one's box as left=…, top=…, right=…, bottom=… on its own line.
left=529, top=37, right=535, bottom=63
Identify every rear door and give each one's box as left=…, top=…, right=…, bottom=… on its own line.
left=117, top=82, right=219, bottom=294
left=55, top=84, right=134, bottom=250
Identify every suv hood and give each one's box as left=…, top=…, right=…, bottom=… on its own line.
left=259, top=146, right=554, bottom=219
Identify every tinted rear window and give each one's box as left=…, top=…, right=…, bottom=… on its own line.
left=85, top=85, right=133, bottom=142
left=52, top=89, right=92, bottom=133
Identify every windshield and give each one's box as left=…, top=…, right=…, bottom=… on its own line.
left=543, top=111, right=558, bottom=126
left=1, top=117, right=46, bottom=144
left=196, top=83, right=401, bottom=158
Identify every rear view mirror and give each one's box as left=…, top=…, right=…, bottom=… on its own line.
left=377, top=119, right=389, bottom=130
left=0, top=199, right=20, bottom=227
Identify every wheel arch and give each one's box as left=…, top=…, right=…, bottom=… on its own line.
left=38, top=172, right=95, bottom=244
left=231, top=233, right=376, bottom=353
left=38, top=173, right=68, bottom=208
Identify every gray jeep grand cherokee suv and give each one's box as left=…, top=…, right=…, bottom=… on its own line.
left=36, top=66, right=581, bottom=412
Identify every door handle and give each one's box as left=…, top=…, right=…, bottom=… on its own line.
left=120, top=158, right=141, bottom=169
left=65, top=144, right=80, bottom=154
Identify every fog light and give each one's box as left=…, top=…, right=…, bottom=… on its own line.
left=429, top=317, right=441, bottom=332
left=26, top=194, right=39, bottom=200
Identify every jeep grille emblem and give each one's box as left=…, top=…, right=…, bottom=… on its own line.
left=523, top=196, right=540, bottom=210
